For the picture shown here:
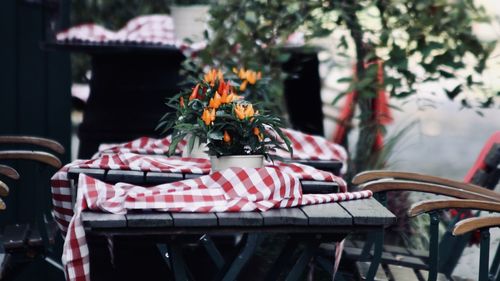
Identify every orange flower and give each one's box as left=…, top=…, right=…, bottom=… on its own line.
left=201, top=108, right=216, bottom=125
left=246, top=70, right=257, bottom=85
left=238, top=68, right=246, bottom=80
left=209, top=92, right=222, bottom=109
left=217, top=79, right=232, bottom=96
left=253, top=127, right=260, bottom=135
left=223, top=130, right=231, bottom=143
left=244, top=104, right=255, bottom=118
left=234, top=104, right=246, bottom=120
left=210, top=108, right=216, bottom=122
left=180, top=96, right=185, bottom=108
left=225, top=93, right=236, bottom=103
left=201, top=108, right=211, bottom=125
left=220, top=90, right=235, bottom=104
left=240, top=80, right=248, bottom=91
left=234, top=103, right=255, bottom=120
left=253, top=127, right=263, bottom=141
left=235, top=67, right=261, bottom=87
left=204, top=69, right=223, bottom=87
left=189, top=84, right=200, bottom=101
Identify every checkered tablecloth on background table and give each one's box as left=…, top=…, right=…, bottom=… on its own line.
left=55, top=14, right=206, bottom=57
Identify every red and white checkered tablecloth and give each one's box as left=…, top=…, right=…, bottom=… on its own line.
left=96, top=128, right=348, bottom=172
left=52, top=129, right=352, bottom=280
left=56, top=15, right=176, bottom=45
left=60, top=164, right=371, bottom=281
left=55, top=14, right=206, bottom=57
left=51, top=153, right=343, bottom=233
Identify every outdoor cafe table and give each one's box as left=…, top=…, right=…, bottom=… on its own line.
left=44, top=40, right=185, bottom=159
left=67, top=167, right=396, bottom=280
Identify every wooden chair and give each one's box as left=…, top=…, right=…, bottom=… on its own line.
left=341, top=132, right=500, bottom=281
left=0, top=136, right=65, bottom=280
left=0, top=165, right=18, bottom=276
left=452, top=211, right=500, bottom=281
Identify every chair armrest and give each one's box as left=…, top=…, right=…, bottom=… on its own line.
left=360, top=179, right=500, bottom=202
left=453, top=216, right=500, bottom=236
left=0, top=150, right=62, bottom=168
left=0, top=164, right=20, bottom=179
left=408, top=199, right=500, bottom=217
left=0, top=180, right=9, bottom=196
left=0, top=136, right=65, bottom=154
left=353, top=170, right=500, bottom=201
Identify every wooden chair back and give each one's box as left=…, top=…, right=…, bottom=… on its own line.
left=438, top=132, right=500, bottom=276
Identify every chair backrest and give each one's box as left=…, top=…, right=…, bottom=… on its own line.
left=438, top=131, right=500, bottom=276
left=463, top=131, right=500, bottom=185
left=0, top=136, right=64, bottom=248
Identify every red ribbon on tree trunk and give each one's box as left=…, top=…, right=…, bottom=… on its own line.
left=332, top=60, right=393, bottom=151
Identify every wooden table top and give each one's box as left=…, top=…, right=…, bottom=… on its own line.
left=81, top=197, right=395, bottom=235
left=69, top=167, right=395, bottom=235
left=67, top=166, right=342, bottom=195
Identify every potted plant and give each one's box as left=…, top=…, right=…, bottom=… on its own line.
left=158, top=68, right=292, bottom=170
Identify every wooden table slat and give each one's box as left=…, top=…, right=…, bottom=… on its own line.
left=300, top=203, right=352, bottom=226
left=126, top=212, right=173, bottom=228
left=81, top=212, right=127, bottom=228
left=145, top=172, right=184, bottom=184
left=301, top=181, right=339, bottom=194
left=291, top=159, right=343, bottom=175
left=215, top=212, right=263, bottom=226
left=261, top=208, right=308, bottom=226
left=106, top=170, right=145, bottom=184
left=339, top=198, right=396, bottom=226
left=171, top=212, right=218, bottom=227
left=68, top=168, right=106, bottom=181
left=184, top=173, right=203, bottom=179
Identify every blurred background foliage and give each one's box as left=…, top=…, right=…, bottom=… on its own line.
left=69, top=0, right=498, bottom=172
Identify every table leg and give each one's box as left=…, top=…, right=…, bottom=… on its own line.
left=200, top=234, right=225, bottom=270
left=168, top=242, right=190, bottom=281
left=213, top=234, right=261, bottom=281
left=264, top=237, right=300, bottom=281
left=156, top=244, right=172, bottom=270
left=364, top=228, right=384, bottom=281
left=284, top=240, right=321, bottom=281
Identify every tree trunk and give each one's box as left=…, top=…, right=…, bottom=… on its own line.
left=342, top=0, right=379, bottom=179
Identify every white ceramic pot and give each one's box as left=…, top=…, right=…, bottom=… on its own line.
left=182, top=136, right=209, bottom=159
left=210, top=155, right=264, bottom=171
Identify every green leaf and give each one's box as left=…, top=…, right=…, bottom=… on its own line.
left=394, top=91, right=413, bottom=98
left=208, top=131, right=224, bottom=140
left=355, top=76, right=374, bottom=90
left=168, top=133, right=186, bottom=156
left=337, top=77, right=353, bottom=83
left=331, top=92, right=348, bottom=106
left=187, top=135, right=196, bottom=155
left=445, top=84, right=462, bottom=100
left=277, top=53, right=291, bottom=63
left=338, top=35, right=348, bottom=49
left=438, top=70, right=454, bottom=79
